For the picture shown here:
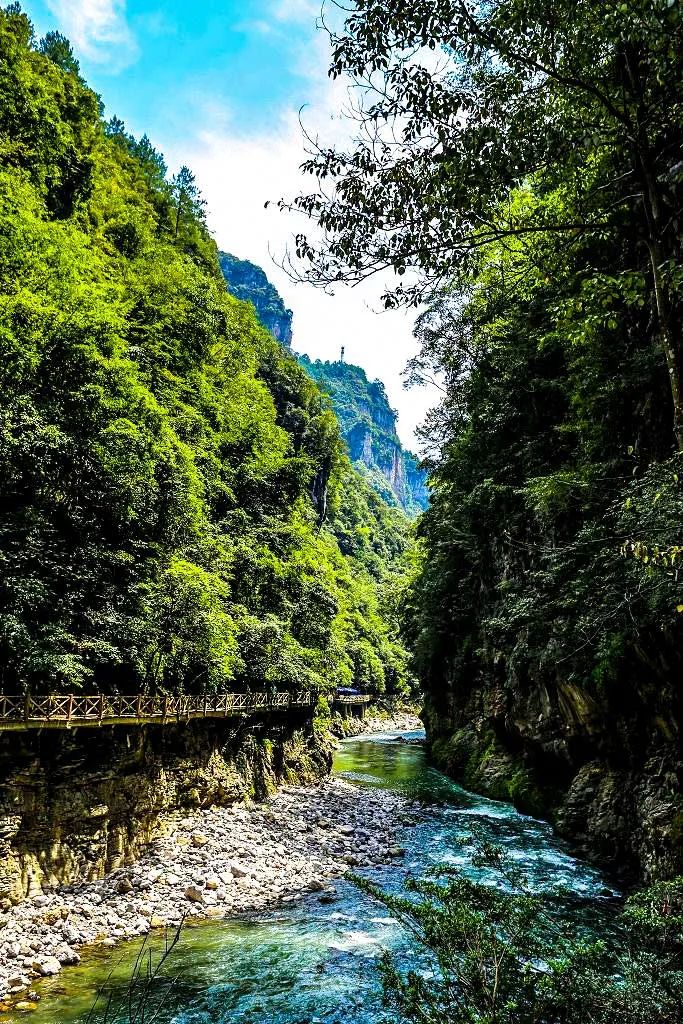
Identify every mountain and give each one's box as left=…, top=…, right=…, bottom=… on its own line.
left=0, top=6, right=414, bottom=701
left=219, top=253, right=293, bottom=347
left=298, top=356, right=429, bottom=516
left=218, top=256, right=429, bottom=516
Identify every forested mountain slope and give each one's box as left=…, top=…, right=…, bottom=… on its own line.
left=299, top=357, right=429, bottom=516
left=0, top=7, right=412, bottom=700
left=217, top=255, right=428, bottom=515
left=283, top=0, right=683, bottom=879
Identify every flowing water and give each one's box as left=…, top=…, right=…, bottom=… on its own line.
left=6, top=729, right=617, bottom=1024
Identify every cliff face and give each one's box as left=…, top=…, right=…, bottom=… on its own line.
left=219, top=253, right=293, bottom=346
left=425, top=658, right=683, bottom=882
left=0, top=712, right=329, bottom=904
left=299, top=356, right=429, bottom=516
left=216, top=256, right=429, bottom=516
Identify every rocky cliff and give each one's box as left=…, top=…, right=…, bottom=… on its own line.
left=0, top=711, right=329, bottom=904
left=299, top=356, right=429, bottom=516
left=424, top=666, right=682, bottom=883
left=219, top=253, right=293, bottom=346
left=216, top=256, right=429, bottom=516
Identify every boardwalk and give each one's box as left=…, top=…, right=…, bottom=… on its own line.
left=0, top=691, right=370, bottom=731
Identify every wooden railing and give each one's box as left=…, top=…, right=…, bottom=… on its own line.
left=0, top=691, right=371, bottom=731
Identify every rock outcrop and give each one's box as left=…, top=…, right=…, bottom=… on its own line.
left=0, top=712, right=330, bottom=904
left=299, top=356, right=429, bottom=515
left=424, top=667, right=682, bottom=882
left=219, top=252, right=293, bottom=346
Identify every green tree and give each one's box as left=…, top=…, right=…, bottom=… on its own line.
left=38, top=30, right=81, bottom=76
left=0, top=4, right=414, bottom=700
left=171, top=164, right=206, bottom=239
left=285, top=0, right=683, bottom=447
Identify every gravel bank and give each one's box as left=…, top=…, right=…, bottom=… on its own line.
left=331, top=709, right=422, bottom=739
left=0, top=722, right=424, bottom=1004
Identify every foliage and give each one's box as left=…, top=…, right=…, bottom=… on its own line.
left=0, top=4, right=413, bottom=698
left=357, top=847, right=683, bottom=1024
left=399, top=181, right=683, bottom=748
left=284, top=0, right=683, bottom=838
left=284, top=0, right=683, bottom=446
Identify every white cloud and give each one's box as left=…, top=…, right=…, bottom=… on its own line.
left=45, top=0, right=138, bottom=69
left=271, top=0, right=320, bottom=24
left=162, top=93, right=434, bottom=451
left=157, top=9, right=436, bottom=450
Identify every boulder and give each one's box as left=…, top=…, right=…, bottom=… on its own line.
left=55, top=944, right=80, bottom=966
left=31, top=957, right=61, bottom=977
left=184, top=885, right=204, bottom=904
left=229, top=862, right=250, bottom=878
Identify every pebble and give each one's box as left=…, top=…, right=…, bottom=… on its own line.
left=0, top=714, right=424, bottom=1002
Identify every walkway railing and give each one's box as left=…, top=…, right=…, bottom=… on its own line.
left=0, top=691, right=371, bottom=731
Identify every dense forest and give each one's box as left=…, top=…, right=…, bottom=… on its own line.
left=0, top=5, right=414, bottom=700
left=285, top=0, right=683, bottom=878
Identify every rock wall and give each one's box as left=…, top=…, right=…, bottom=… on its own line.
left=0, top=711, right=330, bottom=905
left=424, top=668, right=683, bottom=883
left=219, top=252, right=293, bottom=347
left=297, top=355, right=429, bottom=515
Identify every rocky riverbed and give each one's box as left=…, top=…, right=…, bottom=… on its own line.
left=0, top=718, right=424, bottom=1006
left=331, top=708, right=422, bottom=739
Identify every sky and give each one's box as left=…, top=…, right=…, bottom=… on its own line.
left=22, top=0, right=435, bottom=449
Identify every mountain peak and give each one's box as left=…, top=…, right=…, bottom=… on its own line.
left=219, top=252, right=293, bottom=347
left=298, top=355, right=428, bottom=516
left=219, top=254, right=428, bottom=515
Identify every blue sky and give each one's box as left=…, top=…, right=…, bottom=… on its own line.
left=22, top=0, right=432, bottom=448
left=25, top=1, right=322, bottom=138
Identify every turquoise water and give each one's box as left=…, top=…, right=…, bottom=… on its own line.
left=9, top=729, right=616, bottom=1023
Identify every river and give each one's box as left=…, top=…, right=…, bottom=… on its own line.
left=10, top=728, right=616, bottom=1024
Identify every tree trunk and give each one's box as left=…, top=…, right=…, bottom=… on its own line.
left=621, top=48, right=683, bottom=450
left=646, top=241, right=683, bottom=452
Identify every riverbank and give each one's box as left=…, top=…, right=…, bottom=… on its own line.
left=0, top=722, right=424, bottom=1006
left=330, top=707, right=422, bottom=739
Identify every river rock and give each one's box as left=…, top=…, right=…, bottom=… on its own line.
left=31, top=957, right=61, bottom=977
left=184, top=885, right=204, bottom=904
left=229, top=862, right=250, bottom=878
left=7, top=975, right=29, bottom=989
left=54, top=944, right=80, bottom=966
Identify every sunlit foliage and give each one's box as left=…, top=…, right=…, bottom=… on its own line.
left=0, top=4, right=413, bottom=697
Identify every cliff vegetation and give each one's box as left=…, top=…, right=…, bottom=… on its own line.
left=0, top=5, right=414, bottom=700
left=299, top=356, right=429, bottom=516
left=219, top=252, right=293, bottom=348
